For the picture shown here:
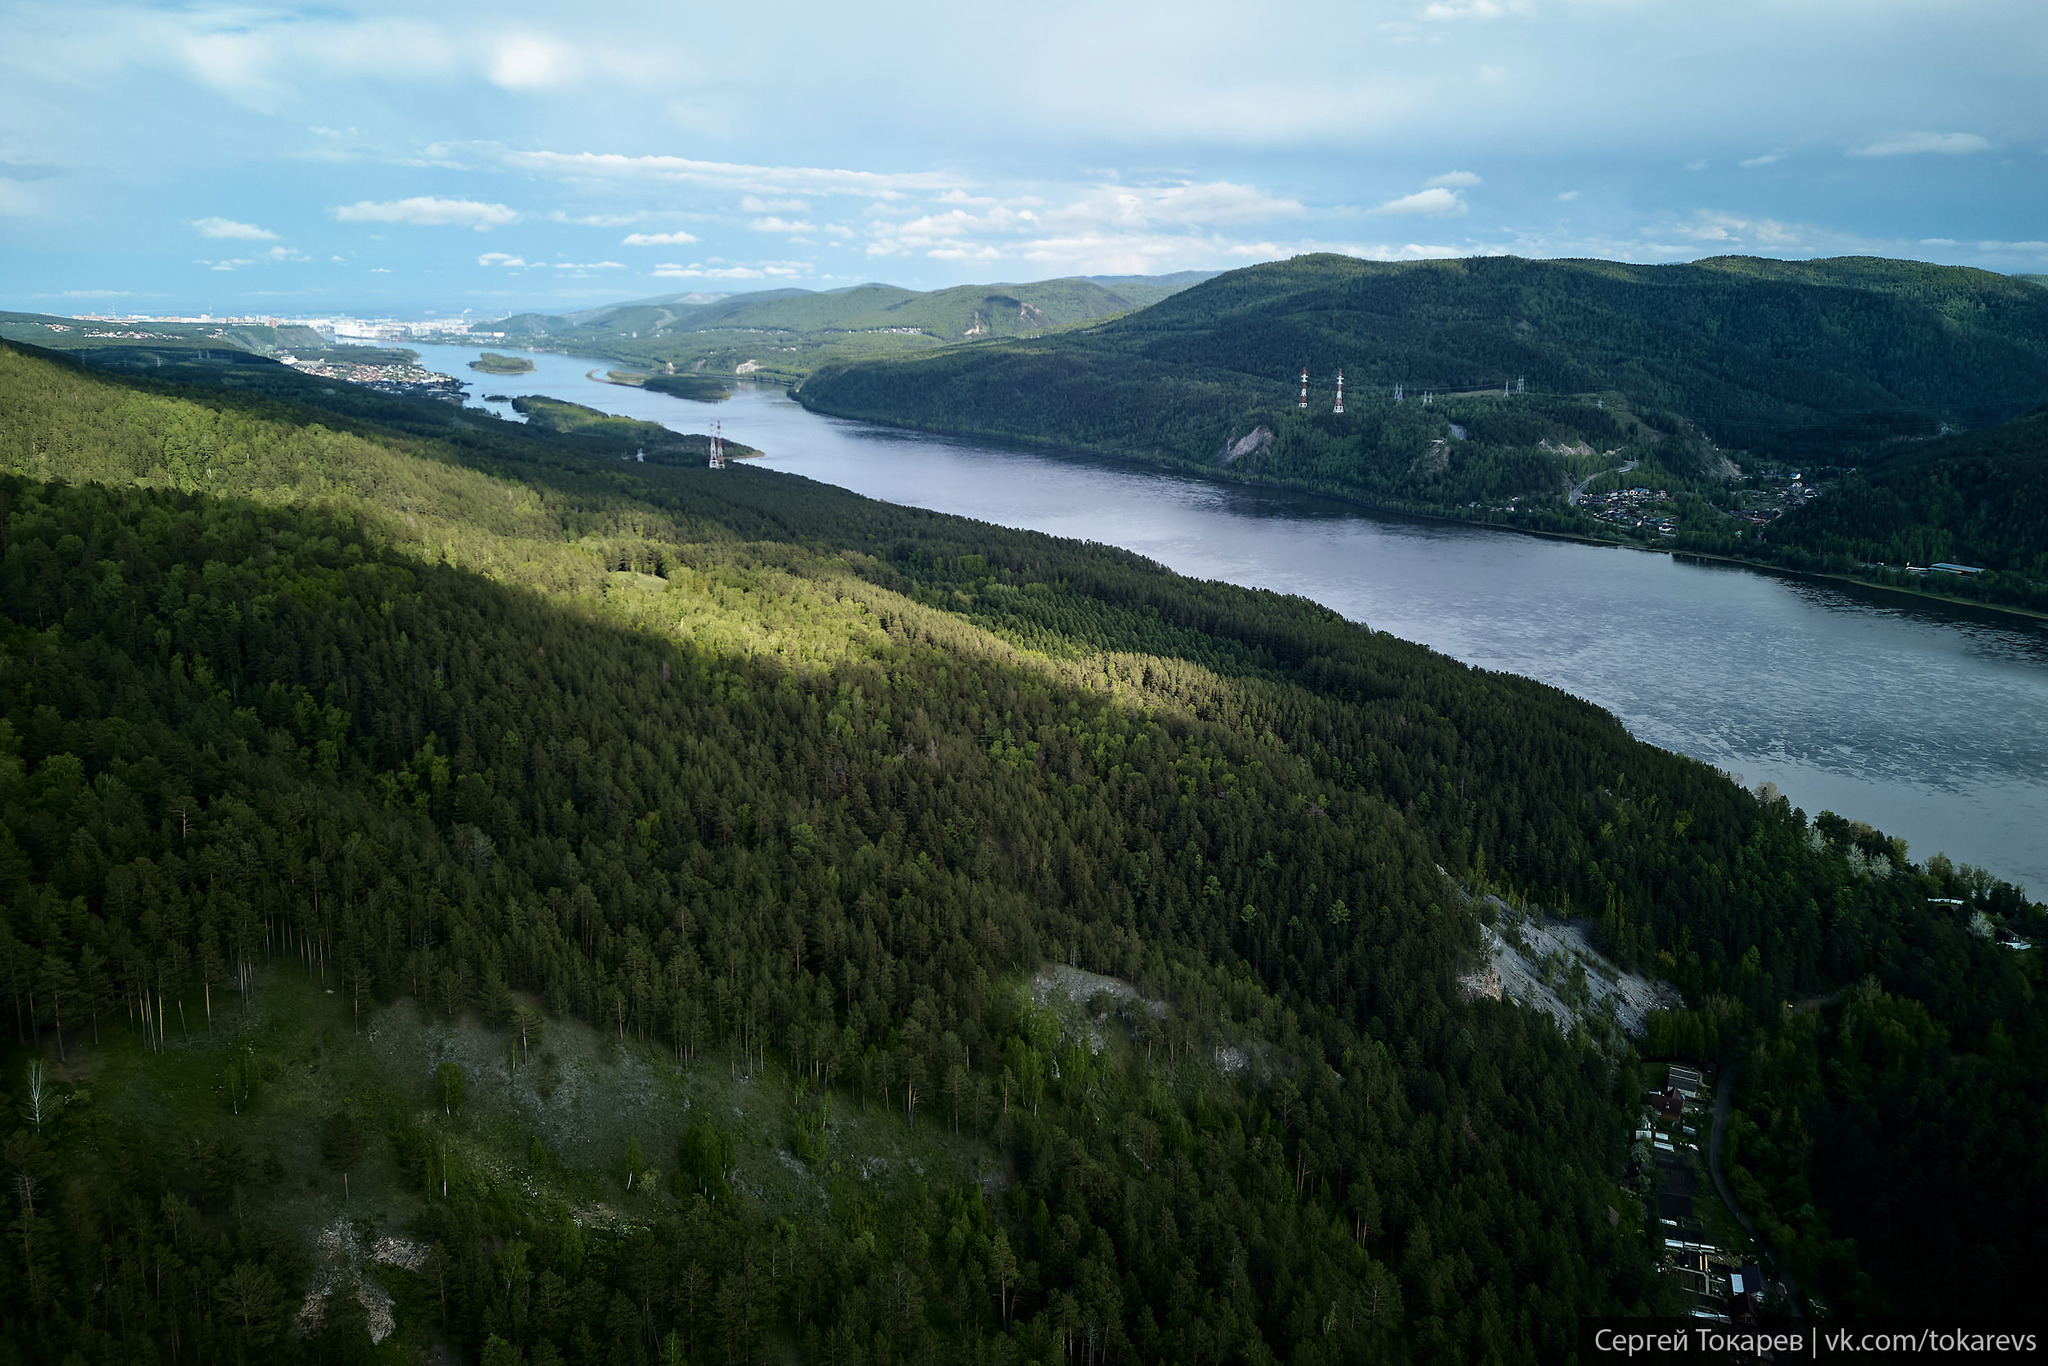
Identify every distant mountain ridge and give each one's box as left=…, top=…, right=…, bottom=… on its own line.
left=791, top=253, right=2048, bottom=610
left=799, top=253, right=2048, bottom=462
left=485, top=272, right=1217, bottom=382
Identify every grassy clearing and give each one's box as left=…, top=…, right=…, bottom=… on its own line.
left=67, top=965, right=1002, bottom=1266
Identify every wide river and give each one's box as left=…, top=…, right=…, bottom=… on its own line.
left=412, top=342, right=2048, bottom=896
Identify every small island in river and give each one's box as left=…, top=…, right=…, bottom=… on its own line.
left=593, top=368, right=731, bottom=403
left=469, top=351, right=536, bottom=375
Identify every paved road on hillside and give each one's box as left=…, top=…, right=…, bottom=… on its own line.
left=1568, top=459, right=1638, bottom=507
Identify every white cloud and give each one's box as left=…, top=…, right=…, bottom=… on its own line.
left=847, top=177, right=1320, bottom=275
left=621, top=230, right=699, bottom=246
left=1739, top=153, right=1781, bottom=168
left=336, top=197, right=518, bottom=230
left=553, top=260, right=624, bottom=270
left=489, top=34, right=575, bottom=90
left=1852, top=131, right=1991, bottom=157
left=1422, top=0, right=1531, bottom=19
left=554, top=211, right=653, bottom=227
left=1971, top=239, right=2048, bottom=257
left=49, top=9, right=667, bottom=112
left=1334, top=242, right=1467, bottom=260
left=477, top=252, right=528, bottom=267
left=1069, top=180, right=1301, bottom=227
left=998, top=230, right=1278, bottom=275
left=0, top=179, right=52, bottom=217
left=740, top=195, right=809, bottom=212
left=655, top=262, right=774, bottom=279
left=750, top=217, right=816, bottom=233
left=1557, top=190, right=1581, bottom=201
left=1427, top=171, right=1482, bottom=188
left=1658, top=210, right=1804, bottom=248
left=1372, top=187, right=1466, bottom=216
left=849, top=179, right=1307, bottom=272
left=197, top=243, right=308, bottom=271
left=476, top=147, right=957, bottom=198
left=192, top=216, right=277, bottom=240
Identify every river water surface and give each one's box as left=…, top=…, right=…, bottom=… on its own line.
left=411, top=342, right=2048, bottom=896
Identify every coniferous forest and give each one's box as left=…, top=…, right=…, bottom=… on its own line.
left=796, top=255, right=2048, bottom=609
left=1, top=339, right=2043, bottom=1365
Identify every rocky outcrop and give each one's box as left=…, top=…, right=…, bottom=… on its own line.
left=1216, top=426, right=1275, bottom=464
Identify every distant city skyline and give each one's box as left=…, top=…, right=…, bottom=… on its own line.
left=3, top=0, right=2042, bottom=315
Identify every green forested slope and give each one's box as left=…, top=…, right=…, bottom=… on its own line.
left=0, top=310, right=405, bottom=365
left=496, top=275, right=1210, bottom=384
left=0, top=341, right=2042, bottom=1363
left=796, top=253, right=2048, bottom=506
left=1762, top=408, right=2048, bottom=581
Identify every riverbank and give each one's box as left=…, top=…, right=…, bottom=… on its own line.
left=1671, top=550, right=2048, bottom=624
left=792, top=389, right=2048, bottom=627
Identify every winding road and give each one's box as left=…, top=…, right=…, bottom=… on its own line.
left=1568, top=459, right=1639, bottom=507
left=1708, top=1066, right=1803, bottom=1317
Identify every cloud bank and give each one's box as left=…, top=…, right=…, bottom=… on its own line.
left=334, top=197, right=519, bottom=230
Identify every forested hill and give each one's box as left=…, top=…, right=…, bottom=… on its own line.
left=490, top=272, right=1216, bottom=384
left=1763, top=406, right=2048, bottom=579
left=0, top=339, right=2043, bottom=1362
left=795, top=253, right=2048, bottom=493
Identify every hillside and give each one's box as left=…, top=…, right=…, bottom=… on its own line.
left=796, top=253, right=2048, bottom=509
left=0, top=309, right=409, bottom=367
left=1761, top=408, right=2048, bottom=592
left=1, top=339, right=2043, bottom=1361
left=491, top=273, right=1215, bottom=383
left=507, top=394, right=765, bottom=463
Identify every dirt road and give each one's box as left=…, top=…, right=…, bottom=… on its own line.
left=1709, top=1067, right=1803, bottom=1317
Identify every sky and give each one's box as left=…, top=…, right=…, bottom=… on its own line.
left=2, top=0, right=2043, bottom=318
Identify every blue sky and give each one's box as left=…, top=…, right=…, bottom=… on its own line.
left=3, top=0, right=2042, bottom=317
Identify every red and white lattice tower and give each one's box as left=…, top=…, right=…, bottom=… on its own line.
left=1333, top=369, right=1345, bottom=414
left=1298, top=368, right=1309, bottom=409
left=708, top=421, right=725, bottom=469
